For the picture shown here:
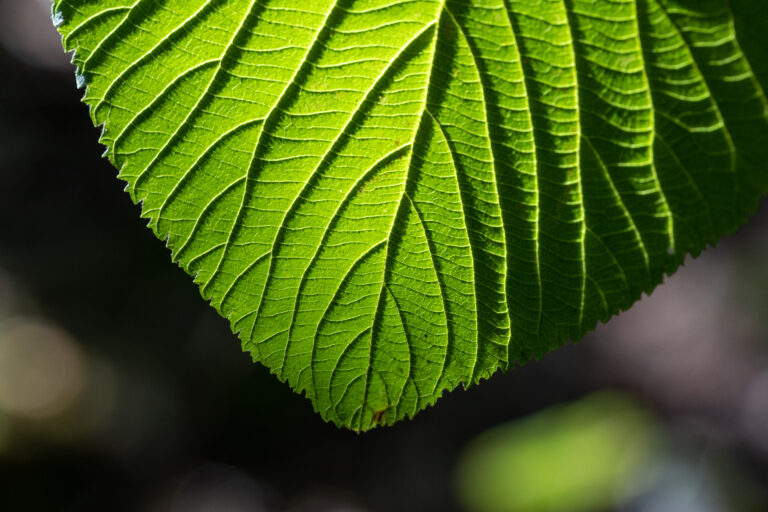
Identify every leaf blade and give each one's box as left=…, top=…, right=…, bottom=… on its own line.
left=54, top=0, right=768, bottom=430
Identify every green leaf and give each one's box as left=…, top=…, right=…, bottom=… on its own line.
left=456, top=392, right=660, bottom=512
left=53, top=0, right=768, bottom=431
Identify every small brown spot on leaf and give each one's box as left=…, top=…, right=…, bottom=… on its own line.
left=373, top=409, right=387, bottom=424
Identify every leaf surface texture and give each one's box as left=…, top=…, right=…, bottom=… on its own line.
left=54, top=0, right=768, bottom=430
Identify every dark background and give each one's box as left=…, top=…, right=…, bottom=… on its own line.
left=0, top=2, right=766, bottom=511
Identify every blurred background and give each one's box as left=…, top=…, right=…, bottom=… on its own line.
left=0, top=1, right=767, bottom=511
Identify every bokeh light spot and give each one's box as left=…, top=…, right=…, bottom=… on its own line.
left=455, top=392, right=661, bottom=512
left=0, top=318, right=86, bottom=420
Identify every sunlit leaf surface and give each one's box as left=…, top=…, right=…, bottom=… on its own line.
left=53, top=0, right=768, bottom=430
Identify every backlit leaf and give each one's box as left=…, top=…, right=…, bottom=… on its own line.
left=53, top=0, right=768, bottom=430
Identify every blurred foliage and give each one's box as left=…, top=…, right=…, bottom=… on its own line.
left=456, top=392, right=660, bottom=512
